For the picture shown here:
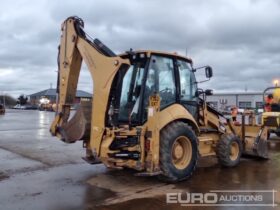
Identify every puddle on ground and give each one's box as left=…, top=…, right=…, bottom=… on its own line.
left=87, top=170, right=181, bottom=205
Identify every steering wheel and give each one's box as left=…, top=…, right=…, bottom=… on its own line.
left=160, top=87, right=172, bottom=93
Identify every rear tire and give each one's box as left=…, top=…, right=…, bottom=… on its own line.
left=217, top=134, right=242, bottom=167
left=158, top=121, right=198, bottom=182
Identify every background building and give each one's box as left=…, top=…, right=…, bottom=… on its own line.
left=206, top=92, right=264, bottom=111
left=29, top=88, right=92, bottom=105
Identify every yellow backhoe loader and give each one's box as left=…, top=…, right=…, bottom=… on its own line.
left=262, top=86, right=280, bottom=137
left=50, top=16, right=269, bottom=182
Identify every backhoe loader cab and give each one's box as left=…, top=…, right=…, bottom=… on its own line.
left=109, top=52, right=209, bottom=126
left=50, top=16, right=268, bottom=182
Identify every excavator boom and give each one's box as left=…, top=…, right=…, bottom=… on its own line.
left=50, top=16, right=130, bottom=155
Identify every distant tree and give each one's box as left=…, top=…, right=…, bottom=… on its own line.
left=0, top=95, right=17, bottom=106
left=17, top=95, right=28, bottom=105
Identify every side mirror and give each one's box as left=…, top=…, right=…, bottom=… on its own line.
left=205, top=66, right=213, bottom=78
left=205, top=89, right=213, bottom=96
left=195, top=89, right=203, bottom=97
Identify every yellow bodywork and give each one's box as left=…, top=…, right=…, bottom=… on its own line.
left=273, top=88, right=280, bottom=103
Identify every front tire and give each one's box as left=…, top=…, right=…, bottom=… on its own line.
left=217, top=134, right=242, bottom=167
left=158, top=121, right=198, bottom=182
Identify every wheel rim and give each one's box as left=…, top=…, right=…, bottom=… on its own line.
left=171, top=136, right=192, bottom=170
left=230, top=142, right=239, bottom=161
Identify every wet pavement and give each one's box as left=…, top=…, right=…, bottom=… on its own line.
left=0, top=109, right=280, bottom=210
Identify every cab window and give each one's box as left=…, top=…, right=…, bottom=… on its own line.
left=177, top=59, right=197, bottom=101
left=144, top=55, right=176, bottom=108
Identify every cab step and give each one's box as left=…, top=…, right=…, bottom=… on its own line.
left=135, top=171, right=162, bottom=176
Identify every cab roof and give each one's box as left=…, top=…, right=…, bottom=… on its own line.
left=119, top=50, right=193, bottom=64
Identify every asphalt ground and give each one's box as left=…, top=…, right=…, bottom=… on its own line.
left=0, top=109, right=279, bottom=210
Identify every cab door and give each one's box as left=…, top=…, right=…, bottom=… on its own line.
left=176, top=59, right=198, bottom=119
left=141, top=55, right=177, bottom=122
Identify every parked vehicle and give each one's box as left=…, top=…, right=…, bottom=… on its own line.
left=0, top=104, right=5, bottom=114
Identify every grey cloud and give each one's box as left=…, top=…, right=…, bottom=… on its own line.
left=0, top=0, right=280, bottom=98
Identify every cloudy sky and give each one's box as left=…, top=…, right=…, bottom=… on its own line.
left=0, top=0, right=280, bottom=98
